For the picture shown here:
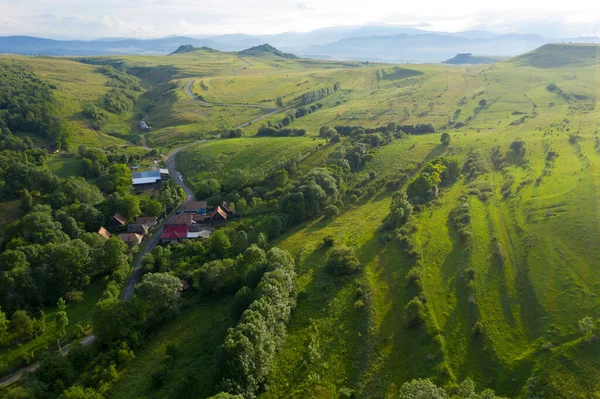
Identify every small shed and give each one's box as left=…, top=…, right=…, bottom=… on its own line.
left=97, top=227, right=111, bottom=240
left=109, top=213, right=127, bottom=229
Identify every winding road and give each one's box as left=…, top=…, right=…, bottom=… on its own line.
left=183, top=80, right=280, bottom=129
left=0, top=76, right=282, bottom=387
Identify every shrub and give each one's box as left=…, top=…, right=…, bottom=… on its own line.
left=325, top=246, right=361, bottom=275
left=324, top=205, right=340, bottom=218
left=472, top=321, right=484, bottom=336
left=405, top=297, right=425, bottom=328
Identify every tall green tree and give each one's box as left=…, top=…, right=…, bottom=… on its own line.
left=55, top=298, right=69, bottom=340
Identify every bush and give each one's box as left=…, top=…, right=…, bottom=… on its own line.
left=405, top=297, right=425, bottom=328
left=472, top=321, right=484, bottom=336
left=324, top=205, right=340, bottom=218
left=325, top=246, right=361, bottom=275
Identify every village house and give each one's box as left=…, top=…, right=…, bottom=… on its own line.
left=184, top=200, right=207, bottom=214
left=161, top=225, right=189, bottom=244
left=119, top=233, right=144, bottom=246
left=127, top=223, right=150, bottom=236
left=135, top=216, right=158, bottom=229
left=166, top=213, right=193, bottom=226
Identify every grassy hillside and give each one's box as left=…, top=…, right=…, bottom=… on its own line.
left=165, top=44, right=600, bottom=397
left=4, top=44, right=600, bottom=398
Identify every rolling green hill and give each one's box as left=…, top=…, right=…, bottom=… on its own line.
left=3, top=44, right=600, bottom=398
left=512, top=43, right=600, bottom=68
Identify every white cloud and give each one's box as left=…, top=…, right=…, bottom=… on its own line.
left=0, top=0, right=598, bottom=38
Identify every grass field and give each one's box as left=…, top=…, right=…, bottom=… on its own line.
left=46, top=156, right=85, bottom=178
left=176, top=136, right=326, bottom=194
left=0, top=280, right=103, bottom=374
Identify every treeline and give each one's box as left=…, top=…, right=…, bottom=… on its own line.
left=82, top=103, right=109, bottom=131
left=0, top=63, right=70, bottom=148
left=255, top=103, right=323, bottom=137
left=101, top=65, right=142, bottom=91
left=257, top=121, right=306, bottom=137
left=217, top=248, right=296, bottom=397
left=298, top=84, right=338, bottom=106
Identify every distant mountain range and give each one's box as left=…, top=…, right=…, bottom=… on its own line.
left=1, top=25, right=599, bottom=63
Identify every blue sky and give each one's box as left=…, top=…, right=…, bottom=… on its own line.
left=0, top=0, right=599, bottom=39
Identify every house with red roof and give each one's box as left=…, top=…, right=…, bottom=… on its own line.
left=161, top=225, right=189, bottom=244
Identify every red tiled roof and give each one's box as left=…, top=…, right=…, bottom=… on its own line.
left=184, top=200, right=208, bottom=210
left=210, top=206, right=228, bottom=220
left=162, top=225, right=189, bottom=239
left=167, top=213, right=193, bottom=226
left=97, top=227, right=111, bottom=240
left=113, top=212, right=127, bottom=225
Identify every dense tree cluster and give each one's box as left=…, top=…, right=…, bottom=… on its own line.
left=0, top=62, right=70, bottom=148
left=398, top=123, right=436, bottom=135
left=101, top=65, right=142, bottom=92
left=256, top=121, right=307, bottom=137
left=0, top=205, right=130, bottom=315
left=298, top=85, right=337, bottom=106
left=406, top=157, right=459, bottom=204
left=102, top=88, right=134, bottom=115
left=82, top=103, right=109, bottom=131
left=217, top=247, right=296, bottom=398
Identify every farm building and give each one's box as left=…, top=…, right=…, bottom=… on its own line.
left=119, top=233, right=144, bottom=246
left=97, top=227, right=111, bottom=240
left=109, top=213, right=127, bottom=229
left=184, top=200, right=208, bottom=214
left=140, top=120, right=151, bottom=131
left=160, top=169, right=170, bottom=179
left=209, top=206, right=228, bottom=226
left=132, top=170, right=162, bottom=186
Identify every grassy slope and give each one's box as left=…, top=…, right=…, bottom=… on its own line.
left=107, top=295, right=233, bottom=399
left=0, top=55, right=128, bottom=148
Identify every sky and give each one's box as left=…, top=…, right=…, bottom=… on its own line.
left=0, top=0, right=599, bottom=39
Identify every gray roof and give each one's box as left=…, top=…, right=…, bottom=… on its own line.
left=132, top=170, right=161, bottom=185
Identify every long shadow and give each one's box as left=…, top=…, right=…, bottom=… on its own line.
left=424, top=144, right=448, bottom=162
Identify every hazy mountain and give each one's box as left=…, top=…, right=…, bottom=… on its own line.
left=298, top=33, right=549, bottom=62
left=0, top=26, right=597, bottom=63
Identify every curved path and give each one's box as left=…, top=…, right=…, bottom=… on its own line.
left=183, top=80, right=280, bottom=129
